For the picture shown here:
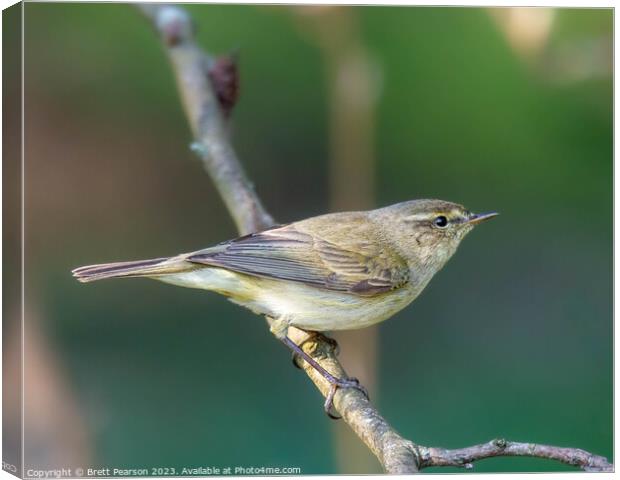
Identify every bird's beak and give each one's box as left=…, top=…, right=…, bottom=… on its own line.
left=467, top=211, right=499, bottom=225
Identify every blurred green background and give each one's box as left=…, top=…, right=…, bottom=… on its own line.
left=14, top=3, right=612, bottom=474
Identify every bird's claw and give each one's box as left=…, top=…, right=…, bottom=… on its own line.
left=291, top=351, right=304, bottom=369
left=319, top=334, right=340, bottom=356
left=323, top=376, right=370, bottom=419
left=279, top=334, right=367, bottom=420
left=325, top=385, right=340, bottom=419
left=302, top=332, right=340, bottom=355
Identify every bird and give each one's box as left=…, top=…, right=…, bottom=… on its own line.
left=73, top=198, right=497, bottom=415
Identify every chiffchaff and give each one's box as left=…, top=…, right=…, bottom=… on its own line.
left=73, top=199, right=497, bottom=415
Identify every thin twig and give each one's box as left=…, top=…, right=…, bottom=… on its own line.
left=418, top=438, right=613, bottom=472
left=136, top=4, right=613, bottom=474
left=138, top=4, right=273, bottom=235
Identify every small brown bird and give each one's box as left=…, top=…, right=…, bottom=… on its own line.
left=73, top=199, right=497, bottom=415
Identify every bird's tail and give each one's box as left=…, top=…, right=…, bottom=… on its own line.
left=72, top=256, right=189, bottom=283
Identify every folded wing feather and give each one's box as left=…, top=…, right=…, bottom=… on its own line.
left=187, top=223, right=409, bottom=296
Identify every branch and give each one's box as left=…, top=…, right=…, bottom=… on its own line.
left=418, top=438, right=613, bottom=472
left=136, top=4, right=613, bottom=474
left=138, top=4, right=273, bottom=236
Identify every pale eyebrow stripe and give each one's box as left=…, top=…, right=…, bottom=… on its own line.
left=403, top=210, right=464, bottom=224
left=403, top=214, right=432, bottom=223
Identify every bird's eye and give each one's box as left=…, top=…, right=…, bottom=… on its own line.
left=433, top=215, right=449, bottom=228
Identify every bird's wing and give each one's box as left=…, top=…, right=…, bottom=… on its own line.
left=186, top=222, right=409, bottom=296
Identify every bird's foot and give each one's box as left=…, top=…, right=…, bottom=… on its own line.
left=281, top=335, right=369, bottom=419
left=324, top=376, right=369, bottom=420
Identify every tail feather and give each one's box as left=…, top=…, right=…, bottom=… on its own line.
left=72, top=257, right=182, bottom=283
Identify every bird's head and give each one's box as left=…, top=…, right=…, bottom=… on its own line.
left=374, top=199, right=498, bottom=272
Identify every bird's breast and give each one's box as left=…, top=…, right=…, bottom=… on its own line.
left=240, top=280, right=419, bottom=332
left=157, top=267, right=421, bottom=332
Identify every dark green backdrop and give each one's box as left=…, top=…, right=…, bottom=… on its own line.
left=17, top=4, right=611, bottom=474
